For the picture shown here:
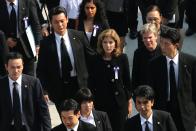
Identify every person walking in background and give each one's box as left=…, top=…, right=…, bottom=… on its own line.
left=102, top=0, right=129, bottom=49
left=78, top=0, right=109, bottom=51
left=132, top=23, right=162, bottom=91
left=75, top=87, right=113, bottom=131
left=52, top=99, right=96, bottom=131
left=90, top=29, right=132, bottom=131
left=37, top=6, right=95, bottom=113
left=0, top=0, right=42, bottom=76
left=59, top=0, right=83, bottom=29
left=148, top=27, right=196, bottom=131
left=124, top=85, right=177, bottom=131
left=0, top=52, right=51, bottom=131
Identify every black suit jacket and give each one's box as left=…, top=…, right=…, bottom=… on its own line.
left=149, top=53, right=196, bottom=131
left=124, top=110, right=177, bottom=131
left=0, top=0, right=42, bottom=59
left=52, top=120, right=96, bottom=131
left=37, top=29, right=95, bottom=103
left=0, top=74, right=51, bottom=131
left=0, top=30, right=8, bottom=77
left=91, top=110, right=112, bottom=131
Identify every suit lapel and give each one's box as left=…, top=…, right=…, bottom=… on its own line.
left=3, top=77, right=13, bottom=116
left=1, top=0, right=10, bottom=27
left=67, top=30, right=78, bottom=67
left=135, top=114, right=142, bottom=131
left=178, top=53, right=187, bottom=90
left=92, top=110, right=102, bottom=129
left=50, top=34, right=62, bottom=76
left=21, top=75, right=28, bottom=110
left=153, top=110, right=162, bottom=131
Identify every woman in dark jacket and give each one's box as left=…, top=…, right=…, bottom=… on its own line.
left=77, top=0, right=109, bottom=51
left=90, top=29, right=131, bottom=131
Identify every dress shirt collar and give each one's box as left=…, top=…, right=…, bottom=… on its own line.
left=80, top=111, right=96, bottom=126
left=67, top=121, right=79, bottom=131
left=8, top=74, right=22, bottom=87
left=54, top=31, right=68, bottom=42
left=166, top=52, right=179, bottom=65
left=6, top=0, right=18, bottom=8
left=140, top=111, right=153, bottom=125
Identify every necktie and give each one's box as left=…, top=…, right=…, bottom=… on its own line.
left=13, top=82, right=22, bottom=131
left=61, top=37, right=73, bottom=80
left=169, top=60, right=177, bottom=101
left=9, top=2, right=17, bottom=37
left=145, top=121, right=150, bottom=131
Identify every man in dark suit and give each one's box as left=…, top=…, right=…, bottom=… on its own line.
left=75, top=88, right=112, bottom=131
left=0, top=30, right=8, bottom=77
left=149, top=27, right=196, bottom=131
left=124, top=85, right=177, bottom=131
left=0, top=52, right=51, bottom=131
left=37, top=6, right=94, bottom=112
left=0, top=0, right=42, bottom=76
left=52, top=99, right=96, bottom=131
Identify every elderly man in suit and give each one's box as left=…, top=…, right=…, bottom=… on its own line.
left=148, top=27, right=196, bottom=131
left=0, top=0, right=42, bottom=76
left=37, top=6, right=94, bottom=113
left=0, top=30, right=8, bottom=77
left=124, top=85, right=177, bottom=131
left=0, top=52, right=51, bottom=131
left=52, top=99, right=96, bottom=131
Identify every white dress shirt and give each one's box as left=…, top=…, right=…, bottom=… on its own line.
left=59, top=0, right=83, bottom=19
left=80, top=111, right=96, bottom=126
left=9, top=75, right=24, bottom=124
left=6, top=0, right=19, bottom=37
left=166, top=52, right=179, bottom=101
left=55, top=32, right=76, bottom=77
left=140, top=113, right=153, bottom=131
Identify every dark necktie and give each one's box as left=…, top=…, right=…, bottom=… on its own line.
left=9, top=2, right=17, bottom=37
left=145, top=121, right=150, bottom=131
left=61, top=38, right=73, bottom=80
left=13, top=82, right=22, bottom=131
left=169, top=60, right=177, bottom=101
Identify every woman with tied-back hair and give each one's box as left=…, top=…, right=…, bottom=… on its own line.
left=77, top=0, right=109, bottom=51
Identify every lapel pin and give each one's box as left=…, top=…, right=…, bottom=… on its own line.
left=157, top=121, right=160, bottom=125
left=24, top=85, right=28, bottom=88
left=73, top=37, right=76, bottom=40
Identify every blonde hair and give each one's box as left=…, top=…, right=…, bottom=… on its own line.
left=140, top=23, right=158, bottom=37
left=97, top=29, right=122, bottom=57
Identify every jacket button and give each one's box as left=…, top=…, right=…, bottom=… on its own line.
left=107, top=64, right=111, bottom=68
left=115, top=91, right=119, bottom=95
left=111, top=79, right=114, bottom=82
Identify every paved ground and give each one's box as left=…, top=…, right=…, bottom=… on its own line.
left=48, top=12, right=196, bottom=129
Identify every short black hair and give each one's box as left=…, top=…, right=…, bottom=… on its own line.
left=59, top=99, right=80, bottom=114
left=133, top=85, right=155, bottom=101
left=160, top=27, right=181, bottom=44
left=5, top=52, right=23, bottom=64
left=49, top=6, right=68, bottom=21
left=146, top=5, right=162, bottom=16
left=75, top=88, right=94, bottom=106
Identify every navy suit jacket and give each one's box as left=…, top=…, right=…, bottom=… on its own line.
left=124, top=110, right=177, bottom=131
left=0, top=74, right=51, bottom=131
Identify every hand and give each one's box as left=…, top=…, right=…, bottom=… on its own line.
left=41, top=27, right=49, bottom=37
left=128, top=98, right=133, bottom=118
left=6, top=37, right=17, bottom=48
left=44, top=94, right=50, bottom=103
left=36, top=46, right=40, bottom=56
